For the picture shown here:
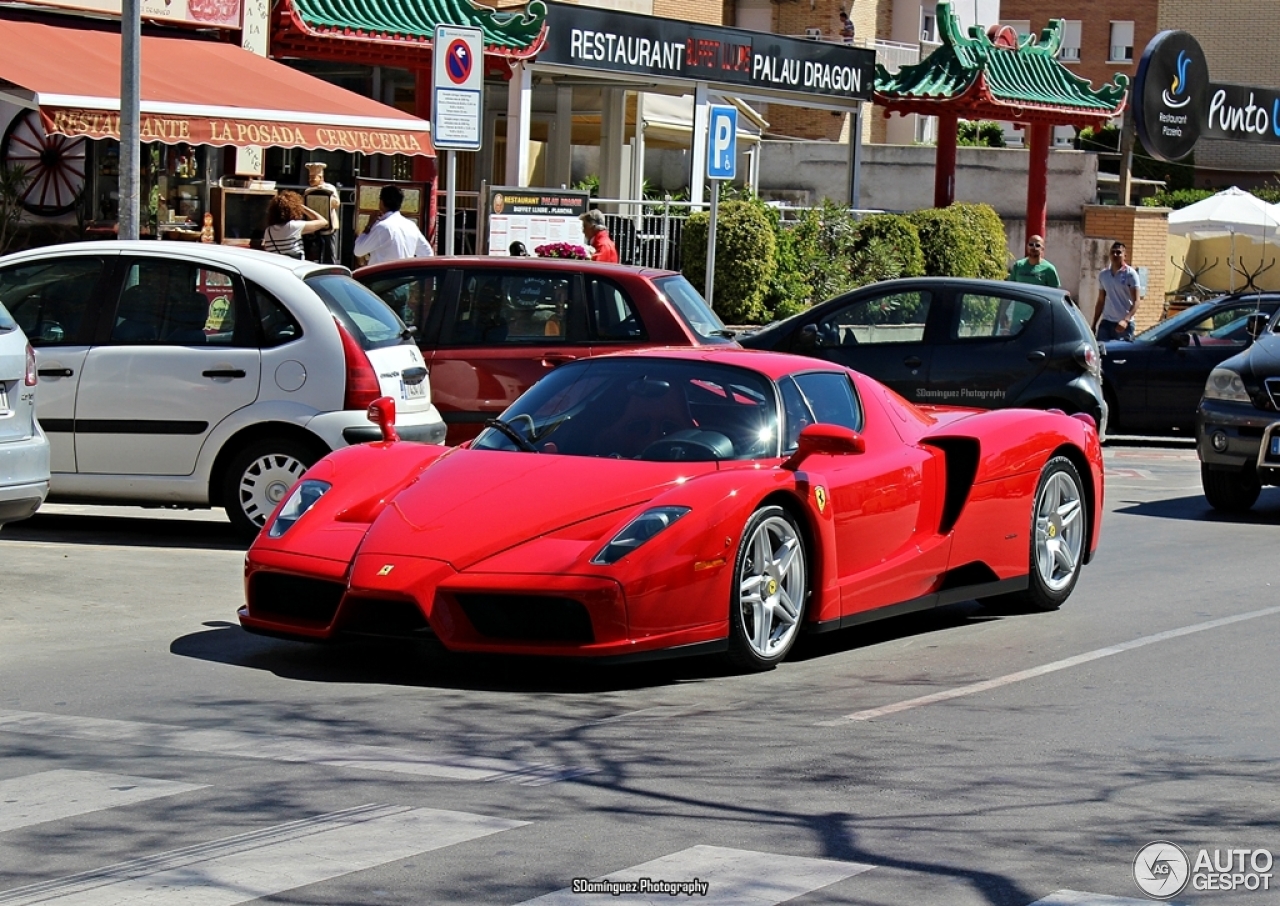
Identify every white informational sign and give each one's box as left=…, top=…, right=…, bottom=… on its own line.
left=432, top=26, right=484, bottom=152
left=485, top=187, right=590, bottom=255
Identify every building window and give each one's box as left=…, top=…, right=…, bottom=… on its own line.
left=1109, top=21, right=1134, bottom=62
left=1059, top=20, right=1082, bottom=61
left=920, top=13, right=936, bottom=43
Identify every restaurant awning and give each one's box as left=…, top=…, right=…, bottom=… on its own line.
left=0, top=17, right=434, bottom=157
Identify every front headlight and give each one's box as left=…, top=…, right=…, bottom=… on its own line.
left=267, top=479, right=331, bottom=538
left=591, top=506, right=690, bottom=565
left=1204, top=368, right=1250, bottom=403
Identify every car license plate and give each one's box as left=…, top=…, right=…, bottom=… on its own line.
left=402, top=380, right=426, bottom=400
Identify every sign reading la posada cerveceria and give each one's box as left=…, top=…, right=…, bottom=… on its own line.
left=538, top=0, right=874, bottom=103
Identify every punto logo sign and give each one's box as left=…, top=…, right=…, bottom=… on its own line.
left=1134, top=30, right=1209, bottom=163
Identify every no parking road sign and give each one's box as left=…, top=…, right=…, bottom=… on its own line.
left=433, top=25, right=484, bottom=151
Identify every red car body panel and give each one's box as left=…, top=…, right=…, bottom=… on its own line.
left=354, top=257, right=733, bottom=444
left=240, top=349, right=1104, bottom=662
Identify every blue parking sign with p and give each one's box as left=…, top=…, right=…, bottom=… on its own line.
left=707, top=106, right=737, bottom=181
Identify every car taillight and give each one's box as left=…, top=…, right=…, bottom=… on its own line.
left=336, top=320, right=380, bottom=411
left=1075, top=342, right=1099, bottom=376
left=24, top=343, right=37, bottom=386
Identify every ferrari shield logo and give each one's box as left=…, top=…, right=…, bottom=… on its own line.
left=377, top=564, right=395, bottom=576
left=814, top=486, right=828, bottom=513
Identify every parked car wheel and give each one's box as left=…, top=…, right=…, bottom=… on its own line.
left=726, top=505, right=807, bottom=671
left=1201, top=463, right=1261, bottom=513
left=223, top=437, right=322, bottom=537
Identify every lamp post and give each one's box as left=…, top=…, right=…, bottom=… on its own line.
left=119, top=0, right=141, bottom=240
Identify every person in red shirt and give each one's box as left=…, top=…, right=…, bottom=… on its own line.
left=580, top=209, right=619, bottom=263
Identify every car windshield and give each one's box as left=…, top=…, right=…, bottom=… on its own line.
left=653, top=275, right=735, bottom=344
left=471, top=358, right=779, bottom=461
left=306, top=272, right=409, bottom=349
left=1132, top=300, right=1250, bottom=345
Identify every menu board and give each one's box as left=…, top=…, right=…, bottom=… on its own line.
left=485, top=187, right=590, bottom=255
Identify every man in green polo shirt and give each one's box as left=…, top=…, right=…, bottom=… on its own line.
left=1008, top=234, right=1060, bottom=287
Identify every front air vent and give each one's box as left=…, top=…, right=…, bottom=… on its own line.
left=249, top=573, right=345, bottom=624
left=455, top=594, right=594, bottom=643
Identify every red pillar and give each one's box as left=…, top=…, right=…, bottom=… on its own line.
left=934, top=112, right=958, bottom=208
left=414, top=68, right=439, bottom=247
left=1026, top=122, right=1051, bottom=241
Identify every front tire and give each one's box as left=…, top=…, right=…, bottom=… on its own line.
left=726, top=506, right=807, bottom=672
left=1201, top=463, right=1260, bottom=512
left=990, top=456, right=1088, bottom=612
left=222, top=437, right=322, bottom=538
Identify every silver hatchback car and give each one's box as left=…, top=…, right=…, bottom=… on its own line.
left=0, top=298, right=49, bottom=528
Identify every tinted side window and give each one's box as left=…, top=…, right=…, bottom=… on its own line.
left=588, top=278, right=647, bottom=341
left=0, top=257, right=105, bottom=346
left=307, top=273, right=406, bottom=350
left=364, top=271, right=438, bottom=334
left=817, top=291, right=931, bottom=346
left=794, top=372, right=862, bottom=431
left=111, top=260, right=242, bottom=346
left=251, top=286, right=302, bottom=348
left=953, top=294, right=1036, bottom=340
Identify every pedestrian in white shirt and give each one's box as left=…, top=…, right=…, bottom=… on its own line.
left=353, top=185, right=433, bottom=265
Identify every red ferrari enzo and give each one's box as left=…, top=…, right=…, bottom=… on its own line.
left=240, top=349, right=1103, bottom=672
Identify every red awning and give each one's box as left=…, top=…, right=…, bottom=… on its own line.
left=0, top=17, right=434, bottom=156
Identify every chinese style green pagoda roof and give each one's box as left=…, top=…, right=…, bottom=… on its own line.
left=273, top=0, right=547, bottom=67
left=874, top=1, right=1128, bottom=127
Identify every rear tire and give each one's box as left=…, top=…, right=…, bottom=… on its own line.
left=987, top=456, right=1087, bottom=613
left=222, top=437, right=322, bottom=538
left=1201, top=463, right=1261, bottom=513
left=725, top=506, right=807, bottom=672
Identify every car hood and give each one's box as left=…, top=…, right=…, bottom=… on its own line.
left=358, top=450, right=717, bottom=568
left=1242, top=334, right=1280, bottom=378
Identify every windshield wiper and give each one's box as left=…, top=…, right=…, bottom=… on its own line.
left=484, top=418, right=537, bottom=453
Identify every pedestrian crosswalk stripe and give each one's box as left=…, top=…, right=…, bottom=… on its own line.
left=0, top=803, right=527, bottom=906
left=0, top=709, right=592, bottom=785
left=1029, top=891, right=1184, bottom=905
left=513, top=844, right=875, bottom=905
left=0, top=770, right=206, bottom=834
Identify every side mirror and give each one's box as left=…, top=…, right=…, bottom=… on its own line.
left=794, top=323, right=822, bottom=351
left=367, top=396, right=400, bottom=443
left=1246, top=312, right=1270, bottom=340
left=1170, top=331, right=1192, bottom=349
left=782, top=423, right=865, bottom=471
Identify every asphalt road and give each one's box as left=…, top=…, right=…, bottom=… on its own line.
left=1, top=443, right=1277, bottom=906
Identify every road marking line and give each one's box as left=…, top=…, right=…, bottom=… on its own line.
left=514, top=844, right=874, bottom=905
left=0, top=711, right=594, bottom=785
left=819, top=605, right=1280, bottom=725
left=1104, top=468, right=1155, bottom=480
left=0, top=803, right=526, bottom=906
left=1029, top=890, right=1184, bottom=905
left=0, top=770, right=206, bottom=834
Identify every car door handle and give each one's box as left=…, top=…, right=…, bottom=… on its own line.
left=202, top=369, right=247, bottom=379
left=37, top=367, right=74, bottom=378
left=902, top=356, right=922, bottom=368
left=541, top=354, right=578, bottom=366
left=1026, top=350, right=1047, bottom=362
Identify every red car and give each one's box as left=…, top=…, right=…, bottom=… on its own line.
left=355, top=257, right=736, bottom=444
left=239, top=350, right=1103, bottom=672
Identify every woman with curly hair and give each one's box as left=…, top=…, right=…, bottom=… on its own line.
left=262, top=190, right=329, bottom=259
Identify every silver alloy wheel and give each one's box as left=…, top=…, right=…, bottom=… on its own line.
left=1034, top=469, right=1085, bottom=592
left=737, top=514, right=806, bottom=659
left=238, top=451, right=309, bottom=527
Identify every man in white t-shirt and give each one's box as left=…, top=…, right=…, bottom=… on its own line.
left=353, top=185, right=434, bottom=265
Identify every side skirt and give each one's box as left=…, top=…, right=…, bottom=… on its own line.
left=807, top=575, right=1030, bottom=634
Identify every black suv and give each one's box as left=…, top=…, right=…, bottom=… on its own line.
left=1196, top=309, right=1280, bottom=511
left=740, top=277, right=1105, bottom=427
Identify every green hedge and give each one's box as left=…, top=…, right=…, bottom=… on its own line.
left=845, top=213, right=925, bottom=286
left=681, top=199, right=776, bottom=324
left=906, top=203, right=1006, bottom=279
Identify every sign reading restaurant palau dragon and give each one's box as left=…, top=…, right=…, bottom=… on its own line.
left=1135, top=29, right=1280, bottom=161
left=537, top=0, right=874, bottom=103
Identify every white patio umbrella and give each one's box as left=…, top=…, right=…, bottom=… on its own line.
left=1168, top=187, right=1280, bottom=291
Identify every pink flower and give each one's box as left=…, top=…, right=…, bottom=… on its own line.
left=534, top=242, right=591, bottom=260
